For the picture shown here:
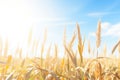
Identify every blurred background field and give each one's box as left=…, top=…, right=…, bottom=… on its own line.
left=0, top=22, right=120, bottom=80
left=0, top=0, right=120, bottom=80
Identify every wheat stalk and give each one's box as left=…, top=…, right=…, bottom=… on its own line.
left=118, top=42, right=120, bottom=54
left=76, top=23, right=84, bottom=64
left=54, top=43, right=58, bottom=59
left=103, top=44, right=107, bottom=56
left=4, top=38, right=8, bottom=57
left=41, top=29, right=47, bottom=65
left=69, top=32, right=76, bottom=49
left=63, top=27, right=70, bottom=71
left=88, top=39, right=91, bottom=54
left=46, top=43, right=52, bottom=59
left=28, top=27, right=33, bottom=46
left=112, top=40, right=120, bottom=54
left=35, top=39, right=39, bottom=56
left=31, top=39, right=36, bottom=55
left=96, top=20, right=101, bottom=57
left=64, top=44, right=77, bottom=67
left=63, top=27, right=66, bottom=45
left=96, top=20, right=101, bottom=48
left=76, top=23, right=82, bottom=46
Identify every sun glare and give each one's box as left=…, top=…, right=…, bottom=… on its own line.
left=0, top=0, right=55, bottom=58
left=0, top=0, right=35, bottom=56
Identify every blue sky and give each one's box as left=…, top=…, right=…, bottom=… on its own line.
left=0, top=0, right=120, bottom=57
left=33, top=0, right=120, bottom=57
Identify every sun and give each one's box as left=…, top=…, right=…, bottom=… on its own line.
left=0, top=0, right=34, bottom=55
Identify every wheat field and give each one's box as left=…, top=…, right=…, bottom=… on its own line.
left=0, top=20, right=120, bottom=80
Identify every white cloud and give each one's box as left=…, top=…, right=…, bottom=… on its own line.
left=89, top=22, right=120, bottom=38
left=89, top=32, right=96, bottom=37
left=101, top=22, right=111, bottom=30
left=104, top=23, right=120, bottom=37
left=88, top=12, right=120, bottom=17
left=88, top=12, right=108, bottom=17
